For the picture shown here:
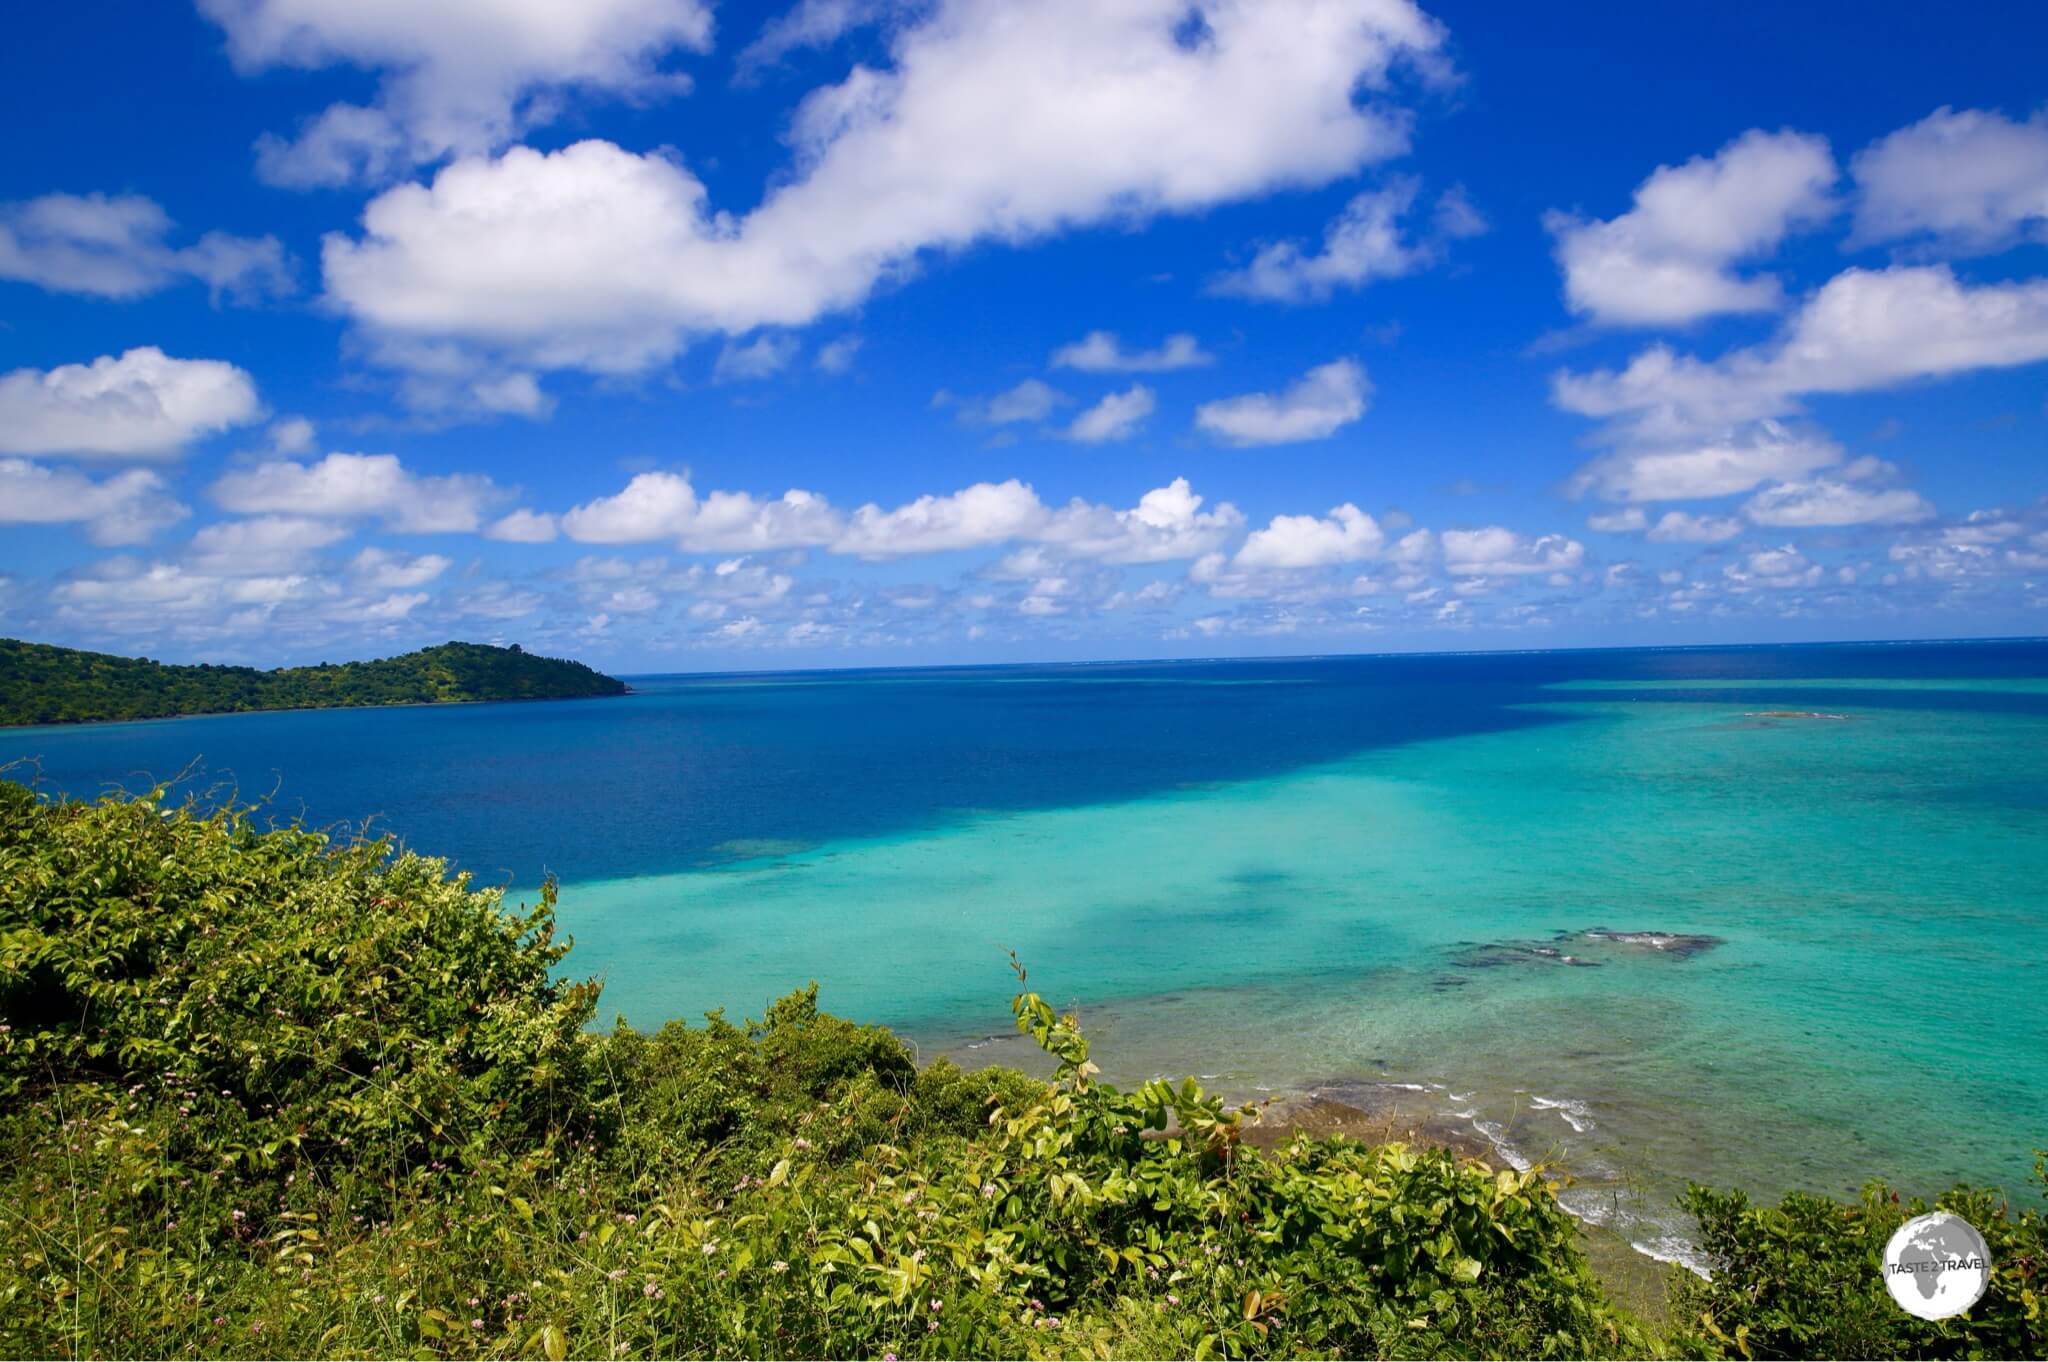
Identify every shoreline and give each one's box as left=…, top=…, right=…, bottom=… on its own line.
left=0, top=686, right=636, bottom=734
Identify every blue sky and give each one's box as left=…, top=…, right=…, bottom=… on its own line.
left=3, top=0, right=2046, bottom=671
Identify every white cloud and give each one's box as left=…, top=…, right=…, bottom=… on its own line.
left=0, top=348, right=263, bottom=459
left=938, top=378, right=1068, bottom=427
left=1743, top=478, right=1935, bottom=527
left=268, top=417, right=317, bottom=454
left=1196, top=358, right=1369, bottom=446
left=1065, top=385, right=1155, bottom=443
left=1546, top=128, right=1836, bottom=327
left=0, top=192, right=291, bottom=302
left=736, top=0, right=894, bottom=79
left=1037, top=478, right=1242, bottom=564
left=1558, top=267, right=2048, bottom=439
left=1724, top=544, right=1821, bottom=590
left=0, top=458, right=190, bottom=545
left=184, top=516, right=352, bottom=575
left=1851, top=106, right=2048, bottom=253
left=1557, top=265, right=2048, bottom=506
left=815, top=334, right=863, bottom=374
left=202, top=0, right=716, bottom=187
left=560, top=471, right=843, bottom=552
left=484, top=508, right=559, bottom=542
left=349, top=545, right=452, bottom=587
left=714, top=334, right=798, bottom=382
left=1587, top=507, right=1647, bottom=533
left=1050, top=331, right=1213, bottom=373
left=556, top=469, right=1238, bottom=566
left=1234, top=504, right=1384, bottom=568
left=52, top=559, right=324, bottom=633
left=1568, top=422, right=1842, bottom=503
left=1645, top=510, right=1742, bottom=543
left=1210, top=177, right=1484, bottom=303
left=835, top=480, right=1047, bottom=559
left=320, top=0, right=1440, bottom=382
left=210, top=452, right=504, bottom=531
left=1441, top=527, right=1585, bottom=576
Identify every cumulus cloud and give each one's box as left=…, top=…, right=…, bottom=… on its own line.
left=0, top=348, right=263, bottom=459
left=484, top=508, right=559, bottom=542
left=349, top=545, right=452, bottom=588
left=1441, top=527, right=1585, bottom=576
left=833, top=482, right=1049, bottom=559
left=1210, top=177, right=1485, bottom=303
left=0, top=192, right=292, bottom=302
left=1065, top=385, right=1155, bottom=443
left=937, top=378, right=1068, bottom=427
left=1557, top=266, right=2048, bottom=505
left=1233, top=504, right=1384, bottom=568
left=1587, top=507, right=1647, bottom=533
left=1036, top=478, right=1243, bottom=563
left=1195, top=358, right=1369, bottom=446
left=735, top=0, right=894, bottom=79
left=562, top=472, right=842, bottom=552
left=1567, top=421, right=1843, bottom=503
left=1546, top=128, right=1836, bottom=327
left=210, top=451, right=505, bottom=532
left=1049, top=331, right=1213, bottom=372
left=555, top=469, right=1239, bottom=565
left=713, top=334, right=799, bottom=382
left=1724, top=544, right=1821, bottom=590
left=1558, top=267, right=2048, bottom=439
left=815, top=334, right=863, bottom=374
left=51, top=558, right=329, bottom=636
left=320, top=0, right=1441, bottom=386
left=0, top=458, right=190, bottom=545
left=1645, top=510, right=1742, bottom=543
left=201, top=0, right=716, bottom=187
left=1851, top=106, right=2048, bottom=253
left=184, top=516, right=352, bottom=575
left=1743, top=477, right=1935, bottom=527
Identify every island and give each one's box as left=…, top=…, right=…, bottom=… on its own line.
left=0, top=638, right=628, bottom=727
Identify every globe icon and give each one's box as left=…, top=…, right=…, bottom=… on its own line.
left=1883, top=1212, right=1991, bottom=1320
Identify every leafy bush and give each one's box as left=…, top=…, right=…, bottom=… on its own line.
left=1671, top=1173, right=2046, bottom=1359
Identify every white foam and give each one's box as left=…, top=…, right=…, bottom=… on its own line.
left=1471, top=1119, right=1532, bottom=1172
left=1529, top=1095, right=1595, bottom=1133
left=1631, top=1234, right=1713, bottom=1280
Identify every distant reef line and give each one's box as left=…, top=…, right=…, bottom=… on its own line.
left=0, top=637, right=628, bottom=728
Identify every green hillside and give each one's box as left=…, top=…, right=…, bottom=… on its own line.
left=0, top=638, right=627, bottom=727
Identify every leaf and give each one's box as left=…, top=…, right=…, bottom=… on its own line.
left=541, top=1322, right=567, bottom=1362
left=510, top=1195, right=533, bottom=1222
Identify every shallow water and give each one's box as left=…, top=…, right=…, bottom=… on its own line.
left=9, top=640, right=2047, bottom=1264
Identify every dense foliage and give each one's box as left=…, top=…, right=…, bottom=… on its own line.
left=0, top=782, right=2040, bottom=1359
left=1671, top=1177, right=2046, bottom=1360
left=0, top=638, right=626, bottom=727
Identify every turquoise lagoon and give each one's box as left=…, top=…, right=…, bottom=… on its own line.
left=9, top=641, right=2048, bottom=1265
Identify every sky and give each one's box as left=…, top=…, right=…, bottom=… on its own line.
left=3, top=0, right=2046, bottom=672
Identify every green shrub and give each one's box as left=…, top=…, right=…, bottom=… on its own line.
left=1670, top=1171, right=2047, bottom=1359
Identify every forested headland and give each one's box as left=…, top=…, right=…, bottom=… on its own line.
left=0, top=638, right=627, bottom=727
left=1, top=782, right=2042, bottom=1359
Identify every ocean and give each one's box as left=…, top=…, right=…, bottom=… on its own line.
left=9, top=638, right=2047, bottom=1270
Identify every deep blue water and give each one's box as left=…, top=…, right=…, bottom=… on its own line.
left=8, top=638, right=2047, bottom=887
